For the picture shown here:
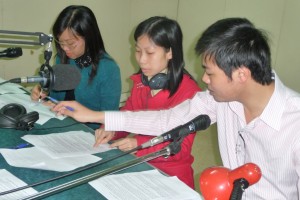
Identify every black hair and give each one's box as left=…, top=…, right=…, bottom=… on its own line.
left=52, top=5, right=107, bottom=81
left=134, top=16, right=195, bottom=97
left=195, top=17, right=273, bottom=85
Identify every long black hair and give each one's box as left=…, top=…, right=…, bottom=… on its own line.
left=134, top=16, right=195, bottom=97
left=52, top=5, right=107, bottom=81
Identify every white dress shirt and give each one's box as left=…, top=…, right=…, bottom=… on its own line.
left=105, top=72, right=300, bottom=199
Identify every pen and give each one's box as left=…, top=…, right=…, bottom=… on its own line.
left=38, top=88, right=43, bottom=103
left=12, top=143, right=30, bottom=149
left=46, top=96, right=75, bottom=111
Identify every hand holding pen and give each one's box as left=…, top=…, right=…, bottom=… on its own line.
left=38, top=88, right=44, bottom=103
left=46, top=96, right=74, bottom=111
left=30, top=85, right=47, bottom=101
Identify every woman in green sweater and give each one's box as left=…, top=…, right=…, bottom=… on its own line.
left=31, top=5, right=121, bottom=129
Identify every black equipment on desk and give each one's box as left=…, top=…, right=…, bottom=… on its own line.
left=0, top=103, right=39, bottom=130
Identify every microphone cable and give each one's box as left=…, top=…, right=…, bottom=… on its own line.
left=31, top=121, right=81, bottom=131
left=0, top=80, right=11, bottom=86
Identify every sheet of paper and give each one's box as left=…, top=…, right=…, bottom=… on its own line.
left=22, top=131, right=114, bottom=158
left=0, top=93, right=65, bottom=124
left=0, top=78, right=26, bottom=95
left=89, top=169, right=203, bottom=200
left=0, top=169, right=37, bottom=200
left=0, top=147, right=102, bottom=172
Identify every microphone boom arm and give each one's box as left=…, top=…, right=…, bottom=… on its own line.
left=0, top=30, right=53, bottom=46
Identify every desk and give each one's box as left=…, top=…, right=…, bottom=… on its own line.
left=0, top=117, right=154, bottom=199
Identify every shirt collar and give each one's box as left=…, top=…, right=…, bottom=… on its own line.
left=229, top=71, right=286, bottom=131
left=260, top=71, right=286, bottom=131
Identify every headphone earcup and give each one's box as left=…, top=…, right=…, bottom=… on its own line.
left=0, top=103, right=39, bottom=130
left=141, top=73, right=168, bottom=90
left=0, top=103, right=26, bottom=129
left=0, top=103, right=26, bottom=117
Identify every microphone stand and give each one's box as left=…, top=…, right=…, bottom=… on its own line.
left=20, top=141, right=183, bottom=200
left=230, top=178, right=249, bottom=200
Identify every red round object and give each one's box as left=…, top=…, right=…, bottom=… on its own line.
left=199, top=163, right=262, bottom=200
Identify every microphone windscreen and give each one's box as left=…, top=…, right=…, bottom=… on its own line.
left=51, top=64, right=81, bottom=91
left=194, top=115, right=211, bottom=131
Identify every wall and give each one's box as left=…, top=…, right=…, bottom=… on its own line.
left=1, top=0, right=300, bottom=92
left=1, top=0, right=300, bottom=194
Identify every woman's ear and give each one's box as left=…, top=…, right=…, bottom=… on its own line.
left=167, top=48, right=172, bottom=60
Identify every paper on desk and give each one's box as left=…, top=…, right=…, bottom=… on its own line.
left=89, top=169, right=203, bottom=200
left=22, top=131, right=113, bottom=158
left=0, top=147, right=101, bottom=172
left=0, top=169, right=37, bottom=200
left=0, top=78, right=26, bottom=94
left=0, top=93, right=65, bottom=124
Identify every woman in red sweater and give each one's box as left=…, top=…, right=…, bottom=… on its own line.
left=94, top=16, right=201, bottom=189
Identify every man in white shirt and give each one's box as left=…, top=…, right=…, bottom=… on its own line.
left=53, top=18, right=300, bottom=199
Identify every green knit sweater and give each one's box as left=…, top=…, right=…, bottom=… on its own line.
left=50, top=53, right=121, bottom=129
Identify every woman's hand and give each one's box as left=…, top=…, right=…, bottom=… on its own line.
left=110, top=137, right=137, bottom=152
left=30, top=85, right=47, bottom=101
left=94, top=129, right=115, bottom=147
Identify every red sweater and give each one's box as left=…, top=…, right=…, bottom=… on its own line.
left=113, top=73, right=201, bottom=188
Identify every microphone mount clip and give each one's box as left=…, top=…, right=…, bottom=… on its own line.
left=163, top=135, right=185, bottom=158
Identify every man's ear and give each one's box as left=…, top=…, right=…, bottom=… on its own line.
left=237, top=66, right=250, bottom=82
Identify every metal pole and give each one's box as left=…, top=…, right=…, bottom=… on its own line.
left=21, top=148, right=171, bottom=200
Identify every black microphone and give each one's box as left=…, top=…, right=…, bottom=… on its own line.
left=0, top=47, right=23, bottom=58
left=141, top=115, right=211, bottom=148
left=8, top=64, right=81, bottom=91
